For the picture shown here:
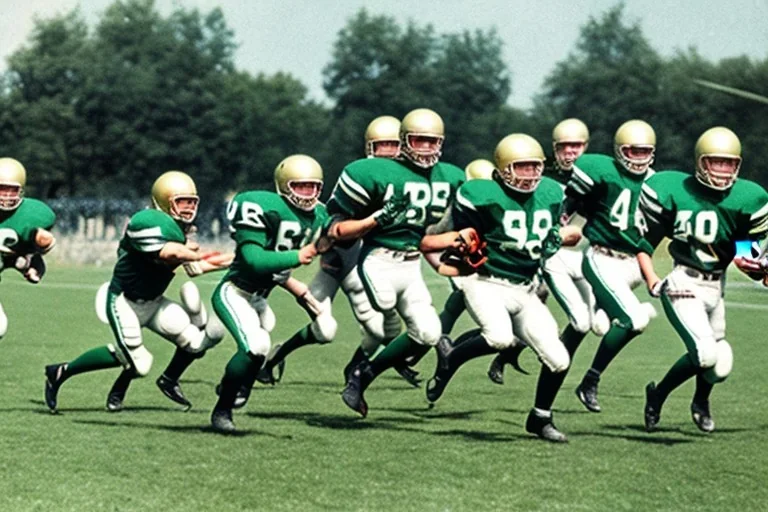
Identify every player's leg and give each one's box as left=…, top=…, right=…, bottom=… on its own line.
left=44, top=290, right=140, bottom=413
left=577, top=250, right=649, bottom=412
left=210, top=281, right=270, bottom=433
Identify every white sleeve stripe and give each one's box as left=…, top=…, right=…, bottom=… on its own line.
left=568, top=180, right=590, bottom=195
left=339, top=172, right=371, bottom=201
left=749, top=217, right=768, bottom=235
left=641, top=183, right=658, bottom=199
left=639, top=195, right=664, bottom=215
left=126, top=226, right=163, bottom=239
left=136, top=242, right=166, bottom=252
left=571, top=166, right=594, bottom=187
left=337, top=179, right=369, bottom=206
left=750, top=201, right=768, bottom=221
left=455, top=189, right=477, bottom=211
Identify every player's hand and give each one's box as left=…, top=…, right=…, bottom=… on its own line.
left=734, top=256, right=762, bottom=274
left=298, top=243, right=318, bottom=265
left=373, top=195, right=410, bottom=228
left=648, top=278, right=666, bottom=298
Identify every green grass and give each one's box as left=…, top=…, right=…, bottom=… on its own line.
left=1, top=260, right=767, bottom=511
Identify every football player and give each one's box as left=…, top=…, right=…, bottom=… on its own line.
left=0, top=157, right=57, bottom=337
left=486, top=119, right=610, bottom=384
left=420, top=134, right=581, bottom=442
left=532, top=120, right=657, bottom=428
left=639, top=127, right=768, bottom=433
left=44, top=171, right=227, bottom=413
left=210, top=155, right=335, bottom=433
left=333, top=108, right=465, bottom=417
left=254, top=116, right=415, bottom=389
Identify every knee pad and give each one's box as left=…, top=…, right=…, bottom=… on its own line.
left=244, top=328, right=271, bottom=358
left=310, top=302, right=338, bottom=343
left=702, top=340, right=733, bottom=384
left=405, top=306, right=441, bottom=346
left=696, top=339, right=719, bottom=369
left=0, top=303, right=7, bottom=338
left=345, top=278, right=379, bottom=324
left=569, top=307, right=592, bottom=334
left=539, top=343, right=570, bottom=374
left=628, top=303, right=653, bottom=332
left=590, top=309, right=611, bottom=337
left=151, top=302, right=191, bottom=338
left=175, top=324, right=205, bottom=351
left=95, top=282, right=110, bottom=324
left=121, top=344, right=153, bottom=377
left=381, top=310, right=402, bottom=340
left=483, top=328, right=514, bottom=351
left=180, top=281, right=207, bottom=328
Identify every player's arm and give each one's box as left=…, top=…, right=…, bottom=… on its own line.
left=158, top=241, right=202, bottom=265
left=183, top=251, right=235, bottom=277
left=561, top=164, right=594, bottom=224
left=558, top=225, right=582, bottom=247
left=33, top=228, right=56, bottom=254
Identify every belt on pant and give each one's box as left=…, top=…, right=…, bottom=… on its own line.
left=592, top=245, right=634, bottom=260
left=676, top=264, right=723, bottom=282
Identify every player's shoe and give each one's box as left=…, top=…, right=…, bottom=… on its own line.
left=156, top=375, right=192, bottom=410
left=525, top=409, right=568, bottom=443
left=341, top=362, right=372, bottom=417
left=211, top=407, right=236, bottom=434
left=394, top=364, right=421, bottom=388
left=690, top=400, right=715, bottom=433
left=575, top=373, right=601, bottom=413
left=106, top=391, right=125, bottom=412
left=426, top=336, right=454, bottom=404
left=255, top=348, right=286, bottom=386
left=44, top=363, right=66, bottom=413
left=215, top=383, right=250, bottom=409
left=644, top=382, right=663, bottom=432
left=487, top=354, right=505, bottom=385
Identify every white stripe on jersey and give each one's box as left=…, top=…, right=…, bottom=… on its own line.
left=339, top=172, right=371, bottom=201
left=749, top=201, right=768, bottom=235
left=126, top=226, right=163, bottom=239
left=337, top=179, right=369, bottom=206
left=455, top=189, right=477, bottom=211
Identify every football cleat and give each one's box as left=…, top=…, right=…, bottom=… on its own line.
left=575, top=373, right=601, bottom=413
left=106, top=391, right=125, bottom=412
left=525, top=409, right=568, bottom=443
left=210, top=408, right=236, bottom=434
left=394, top=364, right=421, bottom=388
left=644, top=382, right=662, bottom=432
left=341, top=362, right=372, bottom=417
left=425, top=336, right=454, bottom=404
left=255, top=348, right=286, bottom=386
left=691, top=400, right=715, bottom=433
left=156, top=375, right=192, bottom=411
left=215, top=383, right=250, bottom=409
left=44, top=363, right=66, bottom=413
left=487, top=354, right=505, bottom=385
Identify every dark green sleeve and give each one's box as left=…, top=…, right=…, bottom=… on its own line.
left=239, top=242, right=301, bottom=274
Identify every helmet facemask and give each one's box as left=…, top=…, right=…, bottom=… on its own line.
left=554, top=141, right=587, bottom=171
left=499, top=160, right=544, bottom=193
left=402, top=134, right=443, bottom=168
left=0, top=183, right=23, bottom=211
left=286, top=180, right=323, bottom=211
left=615, top=144, right=655, bottom=174
left=168, top=195, right=200, bottom=223
left=367, top=139, right=401, bottom=159
left=696, top=155, right=741, bottom=191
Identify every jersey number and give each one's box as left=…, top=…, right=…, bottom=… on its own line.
left=674, top=210, right=719, bottom=262
left=609, top=188, right=646, bottom=233
left=501, top=210, right=552, bottom=259
left=390, top=182, right=450, bottom=225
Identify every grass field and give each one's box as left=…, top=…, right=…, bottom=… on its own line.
left=1, top=259, right=767, bottom=511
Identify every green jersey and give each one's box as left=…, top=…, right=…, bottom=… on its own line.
left=453, top=176, right=563, bottom=284
left=224, top=190, right=328, bottom=294
left=109, top=209, right=186, bottom=300
left=568, top=153, right=651, bottom=254
left=329, top=158, right=464, bottom=251
left=0, top=198, right=56, bottom=272
left=640, top=171, right=768, bottom=272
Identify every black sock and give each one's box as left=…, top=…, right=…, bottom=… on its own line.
left=216, top=352, right=263, bottom=410
left=446, top=332, right=497, bottom=371
left=162, top=347, right=201, bottom=382
left=265, top=326, right=317, bottom=372
left=693, top=373, right=715, bottom=404
left=109, top=369, right=135, bottom=396
left=533, top=325, right=587, bottom=411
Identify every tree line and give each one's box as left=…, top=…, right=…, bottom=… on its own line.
left=1, top=0, right=766, bottom=205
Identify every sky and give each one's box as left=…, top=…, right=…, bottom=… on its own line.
left=2, top=0, right=767, bottom=109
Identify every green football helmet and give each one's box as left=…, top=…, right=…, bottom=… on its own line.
left=614, top=120, right=656, bottom=174
left=695, top=126, right=742, bottom=191
left=464, top=159, right=495, bottom=181
left=275, top=154, right=323, bottom=210
left=365, top=116, right=401, bottom=158
left=494, top=134, right=546, bottom=193
left=0, top=157, right=27, bottom=211
left=151, top=171, right=199, bottom=223
left=400, top=108, right=444, bottom=168
left=552, top=118, right=589, bottom=171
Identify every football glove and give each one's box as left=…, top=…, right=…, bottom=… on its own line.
left=373, top=195, right=411, bottom=228
left=441, top=227, right=488, bottom=270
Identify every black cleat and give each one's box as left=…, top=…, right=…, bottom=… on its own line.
left=255, top=357, right=286, bottom=386
left=487, top=354, right=505, bottom=385
left=525, top=409, right=568, bottom=443
left=156, top=375, right=192, bottom=410
left=644, top=382, right=663, bottom=432
left=341, top=363, right=371, bottom=417
left=575, top=374, right=601, bottom=413
left=394, top=364, right=421, bottom=388
left=106, top=390, right=126, bottom=412
left=691, top=400, right=715, bottom=433
left=215, top=383, right=250, bottom=409
left=426, top=336, right=454, bottom=404
left=44, top=363, right=66, bottom=413
left=211, top=407, right=236, bottom=434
